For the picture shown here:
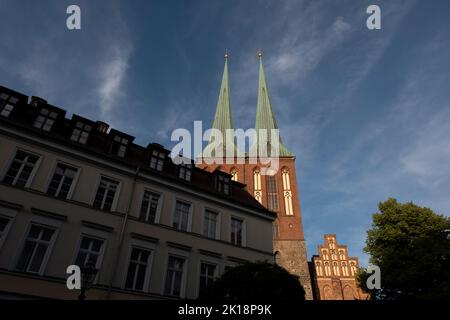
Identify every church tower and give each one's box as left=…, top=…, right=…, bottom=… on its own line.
left=199, top=52, right=313, bottom=299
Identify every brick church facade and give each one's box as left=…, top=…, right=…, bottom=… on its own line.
left=197, top=52, right=313, bottom=299
left=310, top=234, right=369, bottom=300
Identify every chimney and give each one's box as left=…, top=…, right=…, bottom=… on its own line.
left=96, top=121, right=109, bottom=133
left=30, top=96, right=47, bottom=108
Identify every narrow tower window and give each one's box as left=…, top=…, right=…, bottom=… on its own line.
left=253, top=169, right=262, bottom=204
left=282, top=169, right=294, bottom=215
left=266, top=175, right=278, bottom=211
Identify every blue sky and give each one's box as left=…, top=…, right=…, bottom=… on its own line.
left=1, top=0, right=450, bottom=265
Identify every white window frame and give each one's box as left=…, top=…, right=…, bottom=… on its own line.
left=171, top=199, right=193, bottom=232
left=149, top=149, right=166, bottom=171
left=13, top=221, right=59, bottom=276
left=178, top=164, right=192, bottom=181
left=91, top=175, right=122, bottom=212
left=44, top=160, right=81, bottom=200
left=0, top=213, right=14, bottom=251
left=73, top=234, right=107, bottom=270
left=138, top=189, right=163, bottom=224
left=162, top=253, right=189, bottom=298
left=197, top=258, right=219, bottom=298
left=33, top=108, right=58, bottom=132
left=122, top=243, right=155, bottom=292
left=1, top=148, right=42, bottom=189
left=201, top=208, right=221, bottom=240
left=111, top=135, right=129, bottom=158
left=216, top=174, right=230, bottom=195
left=0, top=92, right=19, bottom=118
left=70, top=121, right=92, bottom=145
left=70, top=226, right=110, bottom=284
left=229, top=216, right=246, bottom=247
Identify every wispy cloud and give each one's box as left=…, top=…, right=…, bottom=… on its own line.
left=0, top=1, right=133, bottom=130
left=97, top=44, right=132, bottom=118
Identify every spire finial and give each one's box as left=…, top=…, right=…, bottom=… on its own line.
left=258, top=48, right=263, bottom=59
left=224, top=49, right=229, bottom=60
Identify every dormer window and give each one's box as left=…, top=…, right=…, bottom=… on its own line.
left=33, top=108, right=58, bottom=132
left=178, top=164, right=192, bottom=181
left=216, top=174, right=230, bottom=195
left=111, top=136, right=129, bottom=158
left=150, top=150, right=165, bottom=171
left=0, top=93, right=19, bottom=118
left=70, top=122, right=92, bottom=144
left=230, top=168, right=238, bottom=181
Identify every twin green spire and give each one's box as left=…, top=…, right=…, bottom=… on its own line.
left=211, top=53, right=233, bottom=139
left=208, top=50, right=294, bottom=157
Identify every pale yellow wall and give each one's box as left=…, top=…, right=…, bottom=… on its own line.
left=0, top=128, right=274, bottom=299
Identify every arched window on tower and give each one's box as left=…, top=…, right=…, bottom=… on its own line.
left=328, top=238, right=335, bottom=249
left=230, top=168, right=238, bottom=182
left=253, top=168, right=262, bottom=203
left=350, top=261, right=357, bottom=276
left=266, top=175, right=279, bottom=211
left=281, top=168, right=294, bottom=215
left=316, top=262, right=323, bottom=277
left=322, top=249, right=329, bottom=260
left=339, top=249, right=345, bottom=260
left=331, top=249, right=337, bottom=260
left=342, top=262, right=349, bottom=276
left=333, top=262, right=340, bottom=276
left=324, top=262, right=331, bottom=276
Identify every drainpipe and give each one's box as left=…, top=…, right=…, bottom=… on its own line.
left=105, top=166, right=140, bottom=299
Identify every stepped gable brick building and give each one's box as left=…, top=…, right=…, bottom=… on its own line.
left=310, top=234, right=369, bottom=300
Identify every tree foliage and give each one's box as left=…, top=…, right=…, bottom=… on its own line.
left=359, top=198, right=450, bottom=300
left=198, top=261, right=305, bottom=301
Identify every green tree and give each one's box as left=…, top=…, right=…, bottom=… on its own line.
left=359, top=198, right=450, bottom=300
left=198, top=261, right=305, bottom=301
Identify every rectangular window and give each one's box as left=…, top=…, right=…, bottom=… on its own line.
left=93, top=177, right=120, bottom=211
left=75, top=235, right=104, bottom=268
left=199, top=262, right=216, bottom=294
left=3, top=150, right=39, bottom=188
left=267, top=175, right=279, bottom=211
left=216, top=175, right=230, bottom=195
left=33, top=108, right=58, bottom=132
left=16, top=225, right=56, bottom=274
left=139, top=191, right=161, bottom=223
left=164, top=256, right=185, bottom=297
left=150, top=150, right=165, bottom=171
left=203, top=210, right=218, bottom=239
left=230, top=218, right=243, bottom=246
left=0, top=93, right=19, bottom=118
left=70, top=122, right=92, bottom=144
left=125, top=247, right=152, bottom=291
left=111, top=136, right=129, bottom=158
left=173, top=201, right=191, bottom=232
left=178, top=164, right=192, bottom=181
left=0, top=217, right=11, bottom=241
left=47, top=163, right=78, bottom=199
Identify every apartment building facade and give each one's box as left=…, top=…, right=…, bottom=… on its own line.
left=0, top=85, right=276, bottom=300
